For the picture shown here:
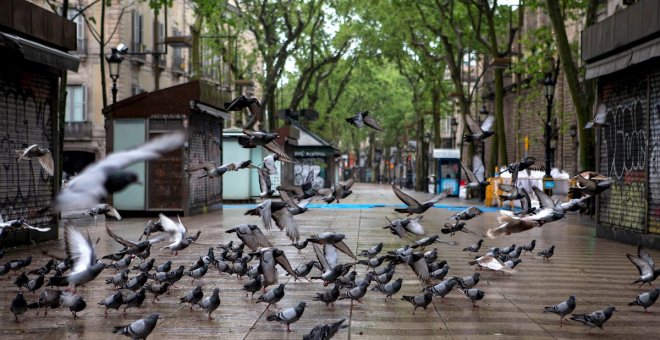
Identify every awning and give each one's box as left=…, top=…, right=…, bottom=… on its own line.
left=0, top=32, right=79, bottom=72
left=190, top=101, right=231, bottom=120
left=585, top=35, right=660, bottom=80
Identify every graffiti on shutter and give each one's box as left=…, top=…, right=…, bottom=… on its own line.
left=186, top=112, right=223, bottom=213
left=648, top=73, right=660, bottom=234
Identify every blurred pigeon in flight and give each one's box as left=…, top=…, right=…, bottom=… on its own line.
left=307, top=233, right=356, bottom=260
left=257, top=167, right=276, bottom=198
left=85, top=203, right=122, bottom=222
left=47, top=225, right=106, bottom=291
left=499, top=157, right=542, bottom=185
left=543, top=295, right=576, bottom=327
left=449, top=207, right=483, bottom=221
left=463, top=114, right=494, bottom=142
left=462, top=156, right=489, bottom=191
left=15, top=144, right=54, bottom=176
left=186, top=160, right=253, bottom=178
left=226, top=224, right=272, bottom=251
left=584, top=103, right=608, bottom=129
left=468, top=255, right=515, bottom=273
left=346, top=111, right=382, bottom=131
left=569, top=171, right=612, bottom=198
left=392, top=185, right=451, bottom=215
left=627, top=246, right=660, bottom=287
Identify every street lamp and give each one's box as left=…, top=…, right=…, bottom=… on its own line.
left=450, top=117, right=458, bottom=149
left=543, top=73, right=556, bottom=195
left=106, top=47, right=125, bottom=104
left=478, top=105, right=489, bottom=200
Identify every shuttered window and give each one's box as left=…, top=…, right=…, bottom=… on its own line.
left=132, top=10, right=143, bottom=53
left=65, top=85, right=86, bottom=122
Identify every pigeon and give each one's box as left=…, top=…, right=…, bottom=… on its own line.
left=110, top=255, right=135, bottom=271
left=359, top=242, right=383, bottom=257
left=410, top=235, right=456, bottom=249
left=627, top=246, right=660, bottom=287
left=26, top=273, right=45, bottom=292
left=256, top=283, right=285, bottom=309
left=151, top=214, right=196, bottom=255
left=186, top=264, right=208, bottom=284
left=449, top=207, right=483, bottom=221
left=537, top=245, right=555, bottom=261
left=246, top=199, right=300, bottom=243
left=316, top=186, right=337, bottom=204
left=280, top=191, right=310, bottom=215
left=488, top=210, right=542, bottom=238
left=54, top=132, right=186, bottom=211
left=308, top=232, right=357, bottom=260
left=569, top=171, right=612, bottom=198
left=99, top=291, right=124, bottom=317
left=180, top=285, right=204, bottom=310
left=267, top=301, right=306, bottom=332
left=504, top=258, right=522, bottom=269
left=372, top=267, right=396, bottom=284
left=28, top=259, right=55, bottom=276
left=498, top=183, right=525, bottom=201
left=441, top=221, right=476, bottom=235
left=288, top=260, right=318, bottom=281
left=392, top=185, right=451, bottom=215
left=313, top=283, right=341, bottom=308
left=454, top=273, right=480, bottom=289
left=557, top=195, right=592, bottom=213
left=122, top=287, right=147, bottom=315
left=165, top=265, right=186, bottom=286
left=257, top=166, right=276, bottom=198
left=310, top=243, right=352, bottom=285
left=345, top=110, right=382, bottom=131
left=390, top=252, right=430, bottom=282
left=278, top=170, right=318, bottom=200
left=226, top=224, right=273, bottom=251
left=543, top=295, right=576, bottom=326
left=85, top=203, right=122, bottom=221
left=429, top=264, right=450, bottom=281
left=27, top=288, right=62, bottom=316
left=243, top=275, right=263, bottom=299
left=15, top=144, right=55, bottom=176
left=47, top=225, right=106, bottom=291
left=199, top=288, right=221, bottom=320
left=460, top=288, right=485, bottom=307
left=133, top=258, right=155, bottom=272
left=61, top=291, right=86, bottom=318
left=292, top=240, right=309, bottom=252
left=463, top=239, right=483, bottom=253
left=424, top=278, right=458, bottom=298
left=424, top=248, right=438, bottom=263
left=186, top=160, right=252, bottom=178
left=521, top=240, right=536, bottom=254
left=14, top=272, right=29, bottom=290
left=463, top=113, right=495, bottom=143
left=570, top=306, right=616, bottom=330
left=468, top=255, right=515, bottom=273
left=145, top=282, right=170, bottom=303
left=515, top=188, right=537, bottom=216
left=262, top=154, right=281, bottom=175
left=585, top=103, right=608, bottom=129
left=402, top=293, right=434, bottom=315
left=339, top=277, right=370, bottom=303
left=251, top=248, right=296, bottom=287
left=304, top=319, right=347, bottom=340
left=462, top=156, right=490, bottom=193
left=225, top=94, right=259, bottom=111
left=156, top=260, right=172, bottom=273
left=372, top=277, right=403, bottom=299
left=243, top=130, right=279, bottom=147
left=11, top=291, right=27, bottom=323
left=499, top=157, right=542, bottom=185
left=499, top=244, right=516, bottom=255
left=0, top=216, right=51, bottom=235
left=112, top=313, right=160, bottom=339
left=628, top=288, right=660, bottom=312
left=139, top=219, right=164, bottom=241
left=122, top=272, right=149, bottom=291
left=334, top=178, right=354, bottom=203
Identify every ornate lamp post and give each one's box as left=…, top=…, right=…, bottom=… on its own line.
left=106, top=47, right=124, bottom=104
left=478, top=105, right=489, bottom=200
left=450, top=117, right=458, bottom=149
left=543, top=73, right=556, bottom=195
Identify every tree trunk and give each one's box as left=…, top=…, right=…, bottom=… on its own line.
left=100, top=0, right=107, bottom=108
left=191, top=15, right=203, bottom=80
left=494, top=67, right=507, bottom=170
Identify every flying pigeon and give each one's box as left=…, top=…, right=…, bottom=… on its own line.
left=226, top=224, right=272, bottom=251
left=441, top=221, right=479, bottom=236
left=487, top=211, right=541, bottom=238
left=85, top=203, right=122, bottom=221
left=334, top=178, right=354, bottom=202
left=257, top=166, right=276, bottom=198
left=346, top=111, right=382, bottom=131
left=278, top=171, right=318, bottom=200
left=462, top=156, right=490, bottom=191
left=54, top=132, right=186, bottom=212
left=307, top=232, right=357, bottom=260
left=359, top=242, right=383, bottom=258
left=544, top=295, right=576, bottom=326
left=47, top=225, right=106, bottom=291
left=585, top=103, right=608, bottom=129
left=0, top=215, right=51, bottom=236
left=499, top=157, right=542, bottom=185
left=252, top=248, right=296, bottom=287
left=402, top=293, right=434, bottom=315
left=199, top=288, right=221, bottom=320
left=313, top=283, right=341, bottom=308
left=449, top=207, right=483, bottom=221
left=106, top=225, right=152, bottom=257
left=627, top=246, right=660, bottom=287
left=266, top=301, right=306, bottom=332
left=569, top=171, right=612, bottom=198
left=570, top=306, right=616, bottom=331
left=27, top=288, right=62, bottom=316
left=410, top=235, right=456, bottom=249
left=392, top=185, right=451, bottom=215
left=150, top=214, right=196, bottom=255
left=15, top=144, right=54, bottom=176
left=304, top=319, right=347, bottom=340
left=186, top=160, right=253, bottom=178
left=246, top=199, right=300, bottom=243
left=463, top=113, right=495, bottom=143
left=225, top=95, right=259, bottom=112
left=279, top=190, right=310, bottom=215
left=112, top=313, right=160, bottom=339
left=628, top=288, right=660, bottom=312
left=498, top=183, right=525, bottom=202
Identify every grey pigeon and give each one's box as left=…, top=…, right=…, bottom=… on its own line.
left=99, top=291, right=124, bottom=317
left=47, top=225, right=106, bottom=291
left=570, top=171, right=612, bottom=198
left=429, top=264, right=450, bottom=280
left=392, top=185, right=450, bottom=215
left=628, top=288, right=660, bottom=312
left=122, top=287, right=147, bottom=315
left=85, top=203, right=122, bottom=221
left=106, top=269, right=130, bottom=288
left=339, top=279, right=369, bottom=303
left=504, top=258, right=522, bottom=269
left=313, top=283, right=341, bottom=308
left=346, top=110, right=382, bottom=131
left=156, top=260, right=172, bottom=273
left=463, top=113, right=495, bottom=142
left=627, top=245, right=660, bottom=287
left=449, top=206, right=483, bottom=221
left=373, top=268, right=396, bottom=284
left=243, top=275, right=263, bottom=299
left=133, top=258, right=155, bottom=272
left=570, top=306, right=616, bottom=330
left=292, top=240, right=309, bottom=252
left=62, top=292, right=86, bottom=319
left=371, top=277, right=403, bottom=300
left=145, top=282, right=170, bottom=303
left=411, top=235, right=456, bottom=249
left=304, top=319, right=347, bottom=340
left=186, top=160, right=252, bottom=178
left=266, top=301, right=306, bottom=332
left=401, top=293, right=434, bottom=315
left=585, top=103, right=608, bottom=129
left=122, top=272, right=149, bottom=291
left=10, top=291, right=27, bottom=323
left=153, top=214, right=196, bottom=256
left=111, top=255, right=134, bottom=271
left=360, top=242, right=383, bottom=257
left=225, top=224, right=273, bottom=251
left=26, top=273, right=45, bottom=292
left=252, top=248, right=296, bottom=288
left=537, top=245, right=555, bottom=261
left=288, top=260, right=318, bottom=281
left=544, top=295, right=576, bottom=327
left=27, top=288, right=62, bottom=316
left=112, top=313, right=160, bottom=339
left=462, top=156, right=490, bottom=191
left=199, top=288, right=221, bottom=320
left=14, top=272, right=29, bottom=289
left=256, top=283, right=285, bottom=309
left=307, top=232, right=357, bottom=260
left=357, top=256, right=387, bottom=268
left=522, top=240, right=536, bottom=254
left=454, top=272, right=480, bottom=289
left=335, top=271, right=356, bottom=288
left=424, top=278, right=458, bottom=297
left=15, top=144, right=54, bottom=176
left=463, top=239, right=483, bottom=253
left=459, top=288, right=485, bottom=308
left=180, top=285, right=203, bottom=310
left=186, top=264, right=208, bottom=284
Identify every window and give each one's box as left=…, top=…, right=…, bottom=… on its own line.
left=132, top=10, right=143, bottom=53
left=66, top=8, right=85, bottom=52
left=158, top=21, right=166, bottom=66
left=65, top=85, right=86, bottom=122
left=172, top=28, right=184, bottom=73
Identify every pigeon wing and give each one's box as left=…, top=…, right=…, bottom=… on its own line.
left=313, top=243, right=330, bottom=271
left=532, top=186, right=556, bottom=209
left=334, top=240, right=357, bottom=260
left=343, top=178, right=355, bottom=190
left=627, top=253, right=652, bottom=276
left=391, top=185, right=420, bottom=207
left=480, top=115, right=495, bottom=132
left=461, top=161, right=479, bottom=184
left=324, top=244, right=339, bottom=268
left=498, top=183, right=518, bottom=194
left=65, top=225, right=94, bottom=275
left=279, top=190, right=298, bottom=209
left=472, top=155, right=485, bottom=182
left=105, top=225, right=137, bottom=248
left=424, top=188, right=451, bottom=205
left=258, top=168, right=272, bottom=194
left=186, top=161, right=216, bottom=172
left=38, top=152, right=55, bottom=176
left=404, top=217, right=426, bottom=236
left=465, top=114, right=482, bottom=134
left=264, top=141, right=294, bottom=162
left=363, top=114, right=383, bottom=131
left=411, top=255, right=429, bottom=281
left=638, top=246, right=655, bottom=270
left=274, top=252, right=297, bottom=277
left=272, top=208, right=299, bottom=243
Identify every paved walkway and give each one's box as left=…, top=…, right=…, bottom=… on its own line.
left=0, top=183, right=656, bottom=339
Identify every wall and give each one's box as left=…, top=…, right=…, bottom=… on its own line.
left=186, top=112, right=223, bottom=213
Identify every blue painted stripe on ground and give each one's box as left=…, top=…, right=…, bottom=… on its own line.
left=223, top=203, right=503, bottom=213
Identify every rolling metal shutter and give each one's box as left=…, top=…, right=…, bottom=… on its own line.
left=648, top=72, right=660, bottom=234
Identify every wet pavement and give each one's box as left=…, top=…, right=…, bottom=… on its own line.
left=0, top=183, right=657, bottom=339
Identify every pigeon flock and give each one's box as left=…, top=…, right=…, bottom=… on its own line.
left=0, top=97, right=656, bottom=339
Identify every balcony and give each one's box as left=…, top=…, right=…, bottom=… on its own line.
left=64, top=121, right=93, bottom=141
